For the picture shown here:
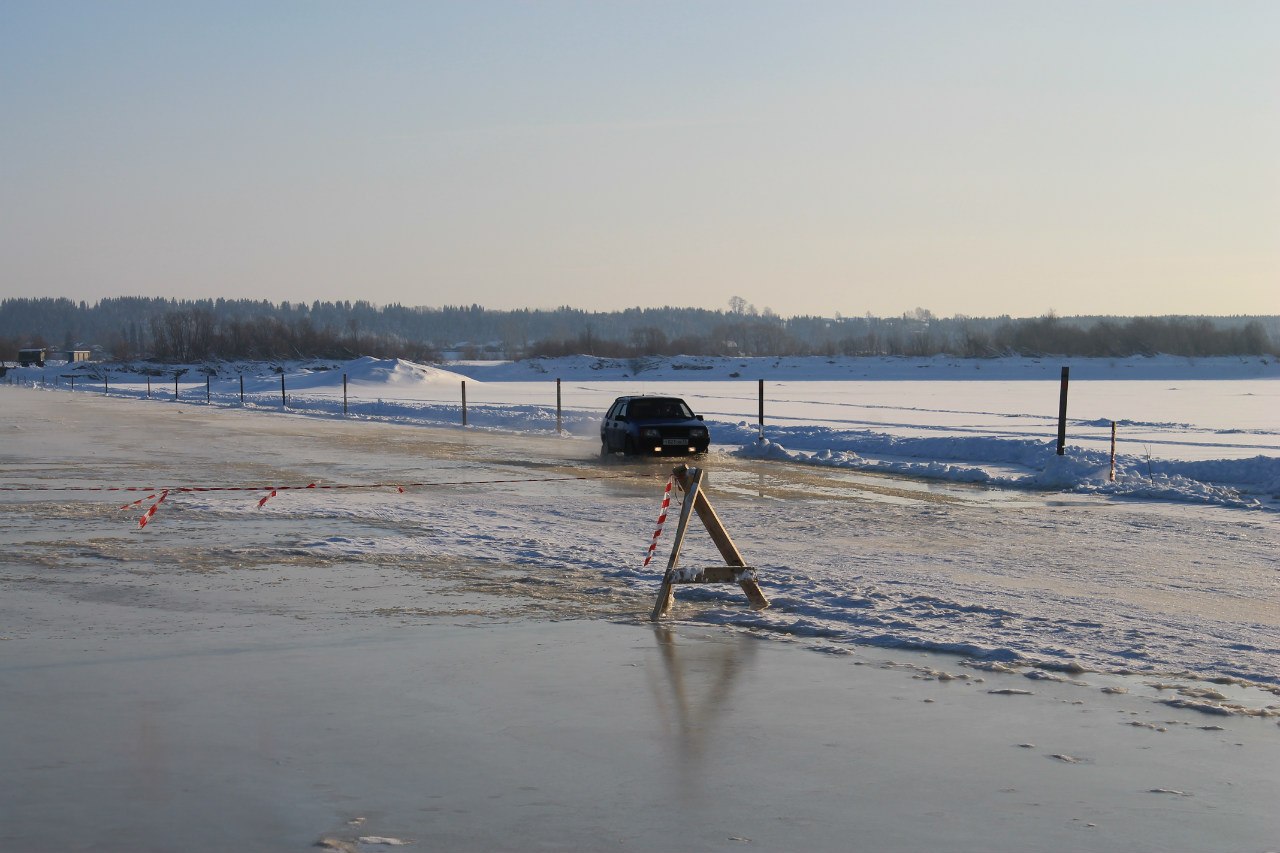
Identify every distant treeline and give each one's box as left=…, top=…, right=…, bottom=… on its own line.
left=1, top=297, right=1275, bottom=362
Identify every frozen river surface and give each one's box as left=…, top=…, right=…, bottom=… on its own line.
left=3, top=387, right=1276, bottom=703
left=3, top=388, right=1278, bottom=852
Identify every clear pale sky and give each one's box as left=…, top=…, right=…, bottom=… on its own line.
left=2, top=1, right=1277, bottom=318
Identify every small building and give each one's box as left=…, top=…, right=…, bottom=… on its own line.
left=18, top=348, right=46, bottom=367
left=65, top=349, right=92, bottom=363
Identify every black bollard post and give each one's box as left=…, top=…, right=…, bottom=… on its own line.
left=1109, top=421, right=1117, bottom=481
left=1056, top=366, right=1070, bottom=456
left=758, top=379, right=765, bottom=441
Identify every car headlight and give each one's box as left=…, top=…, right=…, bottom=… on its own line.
left=691, top=428, right=707, bottom=438
left=640, top=428, right=661, bottom=439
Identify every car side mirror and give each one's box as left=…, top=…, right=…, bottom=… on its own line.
left=695, top=415, right=703, bottom=421
left=616, top=414, right=628, bottom=422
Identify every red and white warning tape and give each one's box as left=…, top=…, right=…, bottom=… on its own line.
left=138, top=490, right=169, bottom=529
left=0, top=474, right=632, bottom=495
left=3, top=473, right=648, bottom=529
left=642, top=475, right=675, bottom=568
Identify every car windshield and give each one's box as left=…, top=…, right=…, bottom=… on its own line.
left=628, top=399, right=693, bottom=420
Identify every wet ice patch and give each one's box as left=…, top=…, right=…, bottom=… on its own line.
left=358, top=837, right=412, bottom=847
left=293, top=535, right=407, bottom=557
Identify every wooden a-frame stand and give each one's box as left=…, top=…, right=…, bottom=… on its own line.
left=650, top=464, right=770, bottom=621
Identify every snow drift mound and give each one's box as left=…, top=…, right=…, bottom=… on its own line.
left=286, top=357, right=472, bottom=390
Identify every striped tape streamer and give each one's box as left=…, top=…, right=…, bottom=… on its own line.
left=642, top=475, right=675, bottom=568
left=137, top=490, right=169, bottom=529
left=257, top=482, right=315, bottom=509
left=120, top=493, right=159, bottom=511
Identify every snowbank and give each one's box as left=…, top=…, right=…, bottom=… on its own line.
left=734, top=436, right=1278, bottom=510
left=6, top=353, right=1276, bottom=510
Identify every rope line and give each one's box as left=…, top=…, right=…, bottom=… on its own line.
left=0, top=472, right=642, bottom=494
left=0, top=472, right=653, bottom=528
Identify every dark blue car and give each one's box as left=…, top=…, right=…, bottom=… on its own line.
left=600, top=395, right=710, bottom=457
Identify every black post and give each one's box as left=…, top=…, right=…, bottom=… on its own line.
left=146, top=375, right=151, bottom=398
left=1109, top=420, right=1117, bottom=481
left=239, top=374, right=244, bottom=405
left=104, top=376, right=108, bottom=395
left=280, top=374, right=286, bottom=408
left=174, top=374, right=179, bottom=400
left=206, top=375, right=211, bottom=403
left=461, top=380, right=468, bottom=426
left=556, top=378, right=562, bottom=434
left=1056, top=366, right=1070, bottom=456
left=69, top=376, right=74, bottom=391
left=758, top=379, right=765, bottom=440
left=343, top=373, right=348, bottom=414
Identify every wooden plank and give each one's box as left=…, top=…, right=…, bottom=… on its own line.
left=739, top=579, right=771, bottom=610
left=672, top=465, right=771, bottom=611
left=650, top=576, right=675, bottom=621
left=670, top=566, right=755, bottom=584
left=649, top=467, right=703, bottom=621
left=664, top=466, right=702, bottom=573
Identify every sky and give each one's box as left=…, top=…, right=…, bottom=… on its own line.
left=1, top=1, right=1277, bottom=319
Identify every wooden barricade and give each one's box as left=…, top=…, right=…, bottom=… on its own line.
left=650, top=464, right=770, bottom=620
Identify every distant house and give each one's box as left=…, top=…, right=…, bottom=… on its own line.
left=64, top=349, right=92, bottom=363
left=18, top=347, right=45, bottom=367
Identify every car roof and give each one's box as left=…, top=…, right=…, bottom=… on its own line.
left=612, top=395, right=686, bottom=402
